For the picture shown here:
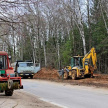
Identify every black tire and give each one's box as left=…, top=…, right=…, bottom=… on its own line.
left=72, top=71, right=77, bottom=80
left=23, top=76, right=29, bottom=79
left=85, top=74, right=91, bottom=78
left=63, top=72, right=68, bottom=79
left=5, top=90, right=13, bottom=96
left=30, top=76, right=33, bottom=79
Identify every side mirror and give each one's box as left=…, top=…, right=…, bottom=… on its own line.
left=16, top=63, right=19, bottom=67
left=8, top=55, right=11, bottom=59
left=9, top=67, right=13, bottom=70
left=17, top=64, right=19, bottom=67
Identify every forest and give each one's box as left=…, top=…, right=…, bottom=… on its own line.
left=0, top=0, right=108, bottom=73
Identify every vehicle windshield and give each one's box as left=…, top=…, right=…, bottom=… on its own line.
left=79, top=57, right=83, bottom=67
left=74, top=57, right=83, bottom=67
left=0, top=55, right=8, bottom=69
left=19, top=63, right=34, bottom=67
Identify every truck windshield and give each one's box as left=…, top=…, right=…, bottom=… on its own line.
left=0, top=55, right=7, bottom=69
left=19, top=63, right=33, bottom=67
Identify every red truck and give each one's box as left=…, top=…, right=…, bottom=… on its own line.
left=0, top=51, right=23, bottom=96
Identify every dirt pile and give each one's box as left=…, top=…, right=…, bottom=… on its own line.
left=33, top=68, right=60, bottom=80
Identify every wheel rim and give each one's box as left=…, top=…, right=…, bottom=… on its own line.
left=64, top=73, right=67, bottom=79
left=72, top=74, right=75, bottom=79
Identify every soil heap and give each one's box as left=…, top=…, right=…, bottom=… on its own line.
left=33, top=68, right=60, bottom=80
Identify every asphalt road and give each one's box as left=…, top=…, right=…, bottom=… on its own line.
left=22, top=79, right=108, bottom=108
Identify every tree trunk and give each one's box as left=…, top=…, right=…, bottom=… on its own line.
left=87, top=0, right=92, bottom=50
left=73, top=0, right=87, bottom=55
left=99, top=0, right=108, bottom=34
left=57, top=43, right=60, bottom=69
left=43, top=34, right=47, bottom=67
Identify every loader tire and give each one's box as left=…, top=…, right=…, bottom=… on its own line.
left=86, top=74, right=91, bottom=78
left=72, top=71, right=77, bottom=80
left=5, top=90, right=13, bottom=96
left=63, top=72, right=68, bottom=80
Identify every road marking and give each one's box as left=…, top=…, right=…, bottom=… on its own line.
left=40, top=98, right=68, bottom=108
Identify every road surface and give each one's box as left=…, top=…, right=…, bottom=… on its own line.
left=0, top=89, right=60, bottom=108
left=22, top=79, right=108, bottom=108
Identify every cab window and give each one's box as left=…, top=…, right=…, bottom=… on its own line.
left=0, top=55, right=8, bottom=69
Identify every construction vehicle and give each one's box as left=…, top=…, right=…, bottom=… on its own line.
left=0, top=51, right=23, bottom=96
left=63, top=47, right=97, bottom=80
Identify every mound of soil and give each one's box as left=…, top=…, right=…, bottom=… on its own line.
left=33, top=68, right=60, bottom=80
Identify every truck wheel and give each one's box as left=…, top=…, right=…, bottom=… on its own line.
left=30, top=76, right=33, bottom=79
left=5, top=90, right=13, bottom=96
left=63, top=72, right=68, bottom=79
left=72, top=71, right=77, bottom=80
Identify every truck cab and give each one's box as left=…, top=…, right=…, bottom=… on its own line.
left=15, top=61, right=40, bottom=78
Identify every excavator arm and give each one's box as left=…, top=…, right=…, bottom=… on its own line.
left=82, top=47, right=97, bottom=75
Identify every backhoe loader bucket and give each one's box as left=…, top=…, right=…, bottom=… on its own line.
left=57, top=70, right=63, bottom=76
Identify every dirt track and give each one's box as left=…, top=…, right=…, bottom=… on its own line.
left=0, top=90, right=61, bottom=108
left=34, top=68, right=108, bottom=88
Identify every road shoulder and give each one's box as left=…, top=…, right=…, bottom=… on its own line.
left=0, top=90, right=61, bottom=108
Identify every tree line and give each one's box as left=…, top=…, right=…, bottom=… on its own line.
left=0, top=0, right=108, bottom=73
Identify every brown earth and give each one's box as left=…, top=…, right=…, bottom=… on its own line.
left=33, top=68, right=60, bottom=80
left=34, top=68, right=108, bottom=88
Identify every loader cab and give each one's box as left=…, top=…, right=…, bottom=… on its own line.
left=71, top=56, right=83, bottom=68
left=0, top=55, right=8, bottom=76
left=0, top=51, right=11, bottom=76
left=0, top=55, right=8, bottom=69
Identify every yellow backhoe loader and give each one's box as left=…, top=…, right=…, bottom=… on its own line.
left=63, top=47, right=97, bottom=80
